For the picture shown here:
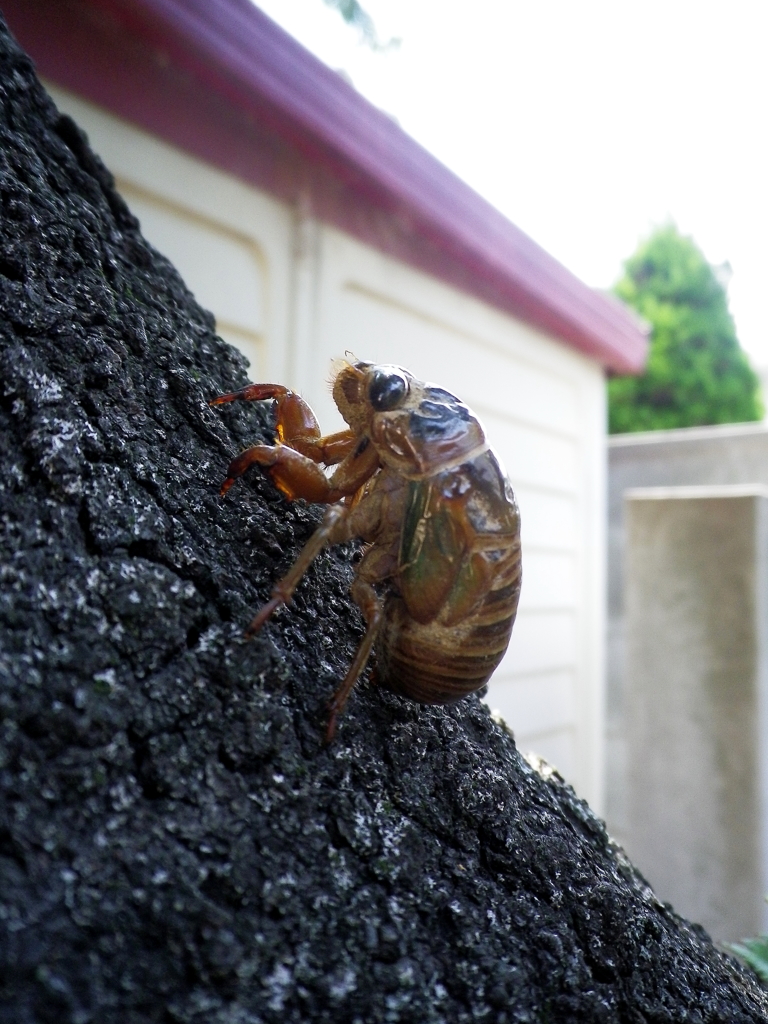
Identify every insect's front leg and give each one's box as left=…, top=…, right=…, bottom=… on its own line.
left=219, top=443, right=343, bottom=500
left=210, top=383, right=355, bottom=466
left=219, top=426, right=380, bottom=502
left=237, top=441, right=380, bottom=622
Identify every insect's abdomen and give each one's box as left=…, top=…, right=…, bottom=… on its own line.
left=377, top=533, right=522, bottom=704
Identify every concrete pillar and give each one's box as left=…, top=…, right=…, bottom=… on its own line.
left=624, top=485, right=768, bottom=943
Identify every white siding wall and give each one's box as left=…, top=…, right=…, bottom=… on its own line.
left=49, top=86, right=606, bottom=810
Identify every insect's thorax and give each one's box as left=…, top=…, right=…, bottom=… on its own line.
left=368, top=384, right=488, bottom=479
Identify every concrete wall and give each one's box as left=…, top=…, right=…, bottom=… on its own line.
left=608, top=422, right=768, bottom=841
left=49, top=86, right=608, bottom=809
left=625, top=487, right=768, bottom=942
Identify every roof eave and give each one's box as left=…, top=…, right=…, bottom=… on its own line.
left=3, top=0, right=648, bottom=373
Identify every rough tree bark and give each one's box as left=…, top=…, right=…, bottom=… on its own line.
left=0, top=18, right=765, bottom=1024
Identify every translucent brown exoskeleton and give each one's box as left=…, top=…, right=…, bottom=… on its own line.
left=210, top=360, right=522, bottom=740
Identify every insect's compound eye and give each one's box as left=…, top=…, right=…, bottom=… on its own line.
left=368, top=368, right=409, bottom=412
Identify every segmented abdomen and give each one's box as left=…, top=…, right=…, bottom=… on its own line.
left=377, top=533, right=522, bottom=704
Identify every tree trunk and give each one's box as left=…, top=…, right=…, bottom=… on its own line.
left=0, top=17, right=765, bottom=1024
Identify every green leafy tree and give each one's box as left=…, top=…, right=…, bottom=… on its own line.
left=608, top=225, right=762, bottom=433
left=323, top=0, right=400, bottom=51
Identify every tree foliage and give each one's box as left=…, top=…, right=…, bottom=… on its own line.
left=322, top=0, right=400, bottom=51
left=608, top=225, right=762, bottom=433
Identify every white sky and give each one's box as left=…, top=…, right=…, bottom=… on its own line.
left=254, top=0, right=768, bottom=367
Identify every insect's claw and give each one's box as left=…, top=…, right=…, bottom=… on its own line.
left=245, top=595, right=284, bottom=637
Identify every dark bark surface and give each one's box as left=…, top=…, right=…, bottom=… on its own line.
left=0, top=17, right=766, bottom=1024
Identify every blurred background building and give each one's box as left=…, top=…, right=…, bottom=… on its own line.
left=2, top=0, right=647, bottom=812
left=607, top=424, right=768, bottom=943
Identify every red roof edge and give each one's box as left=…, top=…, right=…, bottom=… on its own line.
left=3, top=0, right=648, bottom=373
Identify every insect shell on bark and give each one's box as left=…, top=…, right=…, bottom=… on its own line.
left=210, top=359, right=522, bottom=739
